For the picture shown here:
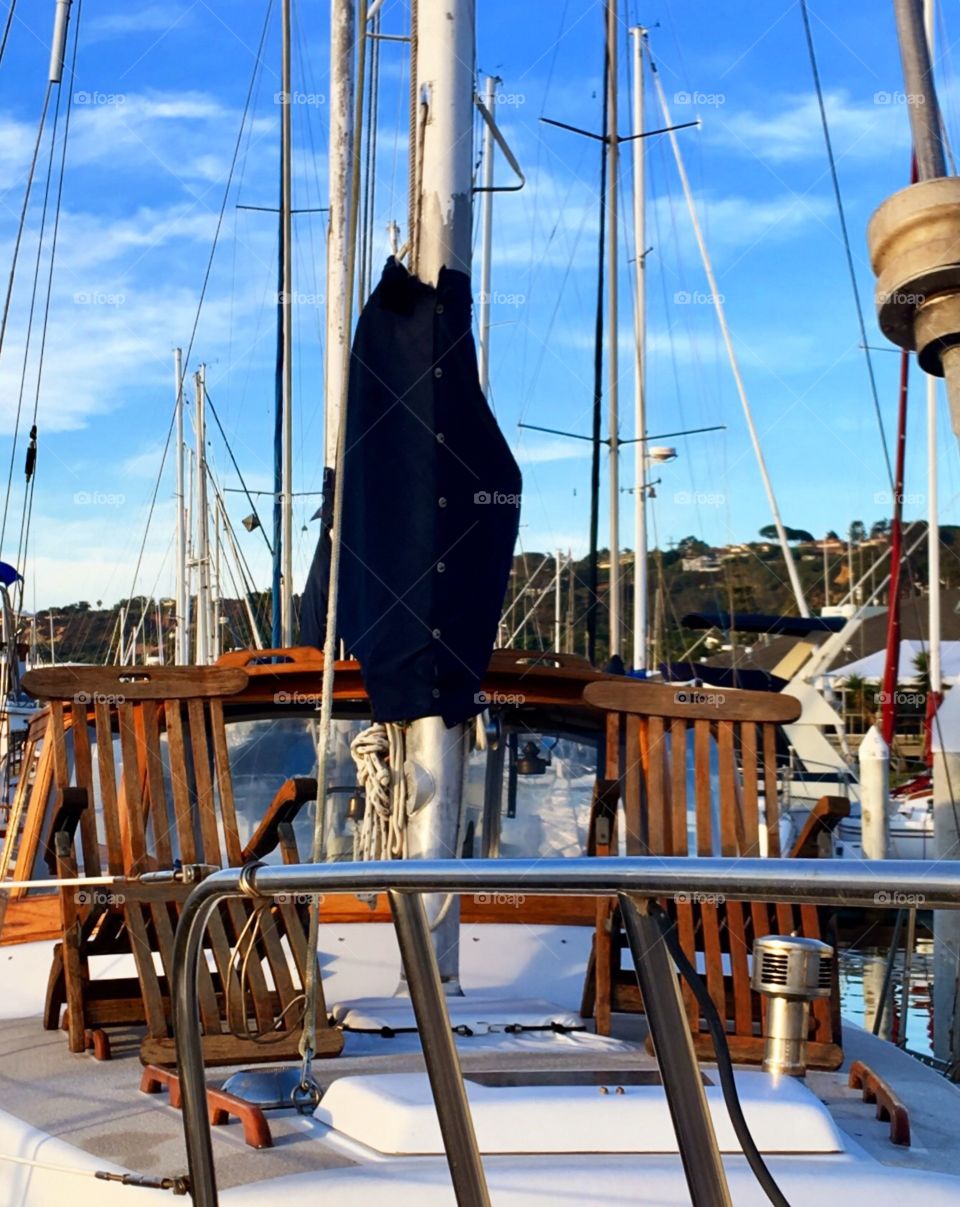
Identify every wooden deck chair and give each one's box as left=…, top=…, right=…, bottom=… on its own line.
left=581, top=679, right=843, bottom=1071
left=23, top=666, right=343, bottom=1068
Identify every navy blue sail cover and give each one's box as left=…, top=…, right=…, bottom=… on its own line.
left=301, top=259, right=521, bottom=726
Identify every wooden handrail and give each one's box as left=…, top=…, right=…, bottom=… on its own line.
left=23, top=665, right=249, bottom=702
left=240, top=777, right=318, bottom=862
left=584, top=679, right=802, bottom=724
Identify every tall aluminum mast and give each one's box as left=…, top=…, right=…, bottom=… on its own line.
left=630, top=27, right=647, bottom=672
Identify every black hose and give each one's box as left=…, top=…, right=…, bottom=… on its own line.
left=649, top=903, right=791, bottom=1207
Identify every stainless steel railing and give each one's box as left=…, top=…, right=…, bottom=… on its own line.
left=172, top=856, right=960, bottom=1207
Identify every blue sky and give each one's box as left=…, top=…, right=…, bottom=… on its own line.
left=0, top=0, right=956, bottom=611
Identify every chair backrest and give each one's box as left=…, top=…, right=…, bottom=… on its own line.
left=20, top=665, right=341, bottom=1067
left=583, top=679, right=842, bottom=1069
left=584, top=679, right=799, bottom=859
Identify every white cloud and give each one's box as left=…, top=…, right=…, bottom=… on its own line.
left=710, top=88, right=909, bottom=165
left=85, top=4, right=196, bottom=42
left=650, top=190, right=833, bottom=256
left=513, top=436, right=591, bottom=464
left=66, top=91, right=275, bottom=186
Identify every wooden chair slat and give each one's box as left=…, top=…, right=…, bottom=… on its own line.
left=118, top=704, right=147, bottom=873
left=624, top=719, right=643, bottom=855
left=187, top=700, right=221, bottom=867
left=255, top=905, right=300, bottom=1017
left=740, top=721, right=760, bottom=858
left=141, top=702, right=172, bottom=867
left=763, top=723, right=781, bottom=858
left=210, top=700, right=242, bottom=865
left=68, top=702, right=101, bottom=878
left=125, top=903, right=167, bottom=1039
left=94, top=699, right=124, bottom=876
left=694, top=720, right=712, bottom=857
left=223, top=900, right=275, bottom=1033
left=164, top=702, right=196, bottom=865
left=699, top=902, right=725, bottom=1021
left=647, top=716, right=666, bottom=854
left=676, top=901, right=698, bottom=1024
left=54, top=832, right=86, bottom=1053
left=718, top=722, right=737, bottom=858
left=206, top=906, right=245, bottom=1036
left=669, top=718, right=687, bottom=857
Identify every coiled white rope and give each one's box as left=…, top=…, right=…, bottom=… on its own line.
left=351, top=721, right=409, bottom=860
left=349, top=721, right=457, bottom=932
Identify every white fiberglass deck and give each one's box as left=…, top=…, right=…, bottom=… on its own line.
left=0, top=924, right=959, bottom=1204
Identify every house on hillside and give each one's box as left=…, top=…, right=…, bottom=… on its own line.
left=681, top=554, right=722, bottom=573
left=683, top=589, right=960, bottom=762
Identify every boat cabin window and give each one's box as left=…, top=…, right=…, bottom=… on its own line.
left=225, top=714, right=368, bottom=862
left=478, top=728, right=600, bottom=859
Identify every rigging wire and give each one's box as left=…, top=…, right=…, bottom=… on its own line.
left=0, top=0, right=16, bottom=66
left=121, top=1, right=274, bottom=611
left=0, top=83, right=53, bottom=565
left=799, top=0, right=894, bottom=490
left=203, top=386, right=272, bottom=554
left=8, top=0, right=85, bottom=636
left=3, top=85, right=63, bottom=568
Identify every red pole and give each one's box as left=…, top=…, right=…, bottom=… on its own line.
left=879, top=156, right=918, bottom=749
left=880, top=348, right=909, bottom=746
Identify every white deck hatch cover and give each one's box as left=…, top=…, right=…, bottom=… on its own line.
left=315, top=1070, right=844, bottom=1155
left=329, top=996, right=581, bottom=1034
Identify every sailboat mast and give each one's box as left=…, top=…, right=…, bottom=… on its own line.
left=173, top=347, right=186, bottom=664
left=605, top=0, right=621, bottom=663
left=477, top=74, right=498, bottom=396
left=630, top=26, right=647, bottom=673
left=587, top=30, right=609, bottom=666
left=280, top=0, right=294, bottom=646
left=195, top=365, right=211, bottom=664
left=403, top=0, right=476, bottom=992
left=325, top=0, right=354, bottom=471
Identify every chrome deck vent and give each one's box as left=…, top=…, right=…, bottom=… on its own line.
left=751, top=935, right=834, bottom=1077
